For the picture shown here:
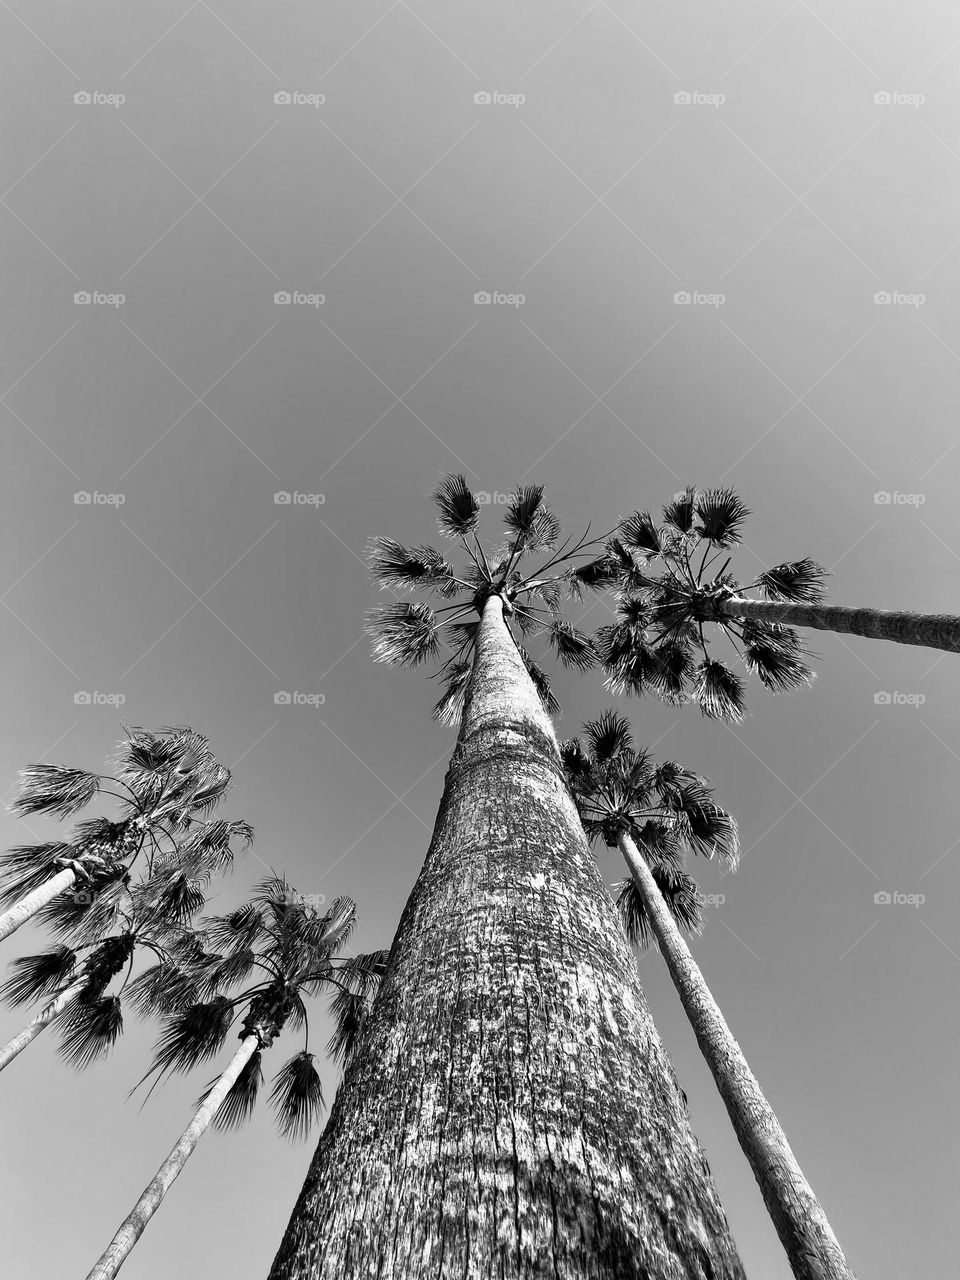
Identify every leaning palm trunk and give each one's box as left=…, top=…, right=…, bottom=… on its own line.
left=86, top=1032, right=260, bottom=1280
left=715, top=595, right=960, bottom=652
left=618, top=831, right=855, bottom=1280
left=269, top=594, right=744, bottom=1280
left=0, top=971, right=88, bottom=1072
left=0, top=867, right=76, bottom=944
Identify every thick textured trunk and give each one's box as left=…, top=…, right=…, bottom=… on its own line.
left=716, top=595, right=960, bottom=652
left=270, top=594, right=744, bottom=1280
left=0, top=868, right=76, bottom=944
left=618, top=832, right=855, bottom=1280
left=0, top=972, right=88, bottom=1073
left=85, top=1033, right=261, bottom=1280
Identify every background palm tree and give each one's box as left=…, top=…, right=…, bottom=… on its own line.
left=562, top=710, right=856, bottom=1280
left=0, top=726, right=251, bottom=943
left=85, top=878, right=386, bottom=1280
left=602, top=485, right=959, bottom=722
left=268, top=476, right=746, bottom=1279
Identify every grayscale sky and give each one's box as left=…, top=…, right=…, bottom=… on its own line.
left=2, top=2, right=959, bottom=1277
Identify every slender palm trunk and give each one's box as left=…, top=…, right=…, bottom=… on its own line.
left=716, top=594, right=960, bottom=652
left=270, top=593, right=745, bottom=1280
left=0, top=868, right=76, bottom=944
left=85, top=1033, right=260, bottom=1280
left=0, top=972, right=88, bottom=1072
left=618, top=831, right=856, bottom=1280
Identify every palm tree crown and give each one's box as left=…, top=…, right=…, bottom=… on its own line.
left=366, top=474, right=620, bottom=721
left=600, top=486, right=822, bottom=722
left=561, top=710, right=739, bottom=945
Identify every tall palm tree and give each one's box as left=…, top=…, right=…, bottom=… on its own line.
left=562, top=710, right=856, bottom=1280
left=0, top=726, right=251, bottom=943
left=85, top=878, right=387, bottom=1280
left=602, top=485, right=959, bottom=721
left=268, top=476, right=746, bottom=1279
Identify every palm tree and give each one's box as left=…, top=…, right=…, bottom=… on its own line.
left=85, top=878, right=387, bottom=1280
left=562, top=710, right=856, bottom=1280
left=0, top=725, right=251, bottom=943
left=602, top=485, right=960, bottom=722
left=268, top=476, right=746, bottom=1279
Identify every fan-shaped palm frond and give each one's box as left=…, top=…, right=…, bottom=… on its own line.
left=10, top=766, right=101, bottom=819
left=269, top=1051, right=325, bottom=1142
left=618, top=511, right=662, bottom=558
left=150, top=997, right=236, bottom=1076
left=368, top=538, right=455, bottom=594
left=582, top=710, right=633, bottom=763
left=615, top=868, right=703, bottom=949
left=366, top=603, right=441, bottom=667
left=432, top=474, right=481, bottom=539
left=694, top=489, right=750, bottom=547
left=0, top=842, right=72, bottom=908
left=757, top=558, right=826, bottom=603
left=199, top=1047, right=263, bottom=1131
left=693, top=660, right=745, bottom=723
left=57, top=993, right=124, bottom=1069
left=548, top=620, right=598, bottom=671
left=0, top=945, right=77, bottom=1006
left=432, top=660, right=473, bottom=725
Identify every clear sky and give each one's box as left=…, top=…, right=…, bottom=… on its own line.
left=2, top=2, right=959, bottom=1277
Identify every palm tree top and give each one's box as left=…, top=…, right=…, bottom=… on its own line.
left=127, top=877, right=388, bottom=1140
left=562, top=709, right=738, bottom=948
left=599, top=485, right=825, bottom=722
left=366, top=474, right=621, bottom=722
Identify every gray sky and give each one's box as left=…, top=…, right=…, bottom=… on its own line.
left=2, top=2, right=960, bottom=1276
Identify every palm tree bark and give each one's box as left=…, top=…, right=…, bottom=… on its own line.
left=85, top=1033, right=261, bottom=1280
left=269, top=593, right=745, bottom=1280
left=716, top=595, right=960, bottom=652
left=618, top=831, right=855, bottom=1280
left=0, top=972, right=88, bottom=1072
left=0, top=868, right=76, bottom=944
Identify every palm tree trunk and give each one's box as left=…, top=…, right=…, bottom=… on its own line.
left=0, top=868, right=76, bottom=944
left=0, top=972, right=88, bottom=1072
left=85, top=1033, right=260, bottom=1280
left=269, top=592, right=745, bottom=1280
left=717, top=594, right=960, bottom=652
left=618, top=831, right=855, bottom=1280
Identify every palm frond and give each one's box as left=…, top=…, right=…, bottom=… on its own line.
left=57, top=994, right=124, bottom=1068
left=150, top=996, right=235, bottom=1075
left=366, top=603, right=441, bottom=667
left=269, top=1051, right=325, bottom=1142
left=126, top=962, right=199, bottom=1018
left=0, top=945, right=77, bottom=1006
left=432, top=660, right=473, bottom=726
left=200, top=1046, right=263, bottom=1131
left=694, top=488, right=750, bottom=547
left=0, top=842, right=72, bottom=908
left=10, top=766, right=101, bottom=819
left=566, top=553, right=621, bottom=598
left=503, top=485, right=544, bottom=539
left=743, top=637, right=816, bottom=692
left=432, top=474, right=481, bottom=539
left=662, top=487, right=697, bottom=535
left=615, top=867, right=703, bottom=949
left=326, top=988, right=367, bottom=1067
left=693, top=659, right=745, bottom=723
left=583, top=710, right=633, bottom=762
left=519, top=652, right=561, bottom=717
left=618, top=512, right=662, bottom=558
left=547, top=620, right=598, bottom=671
left=206, top=904, right=265, bottom=956
left=180, top=819, right=253, bottom=871
left=684, top=803, right=740, bottom=867
left=757, top=558, right=826, bottom=603
left=559, top=737, right=591, bottom=785
left=368, top=538, right=454, bottom=594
